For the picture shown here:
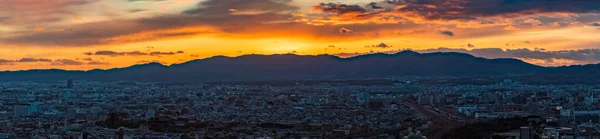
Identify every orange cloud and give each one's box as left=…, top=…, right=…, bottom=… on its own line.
left=33, top=27, right=45, bottom=32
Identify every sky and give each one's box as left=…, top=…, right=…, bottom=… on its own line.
left=2, top=0, right=600, bottom=70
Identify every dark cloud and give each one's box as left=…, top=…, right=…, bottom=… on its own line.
left=310, top=0, right=600, bottom=27
left=87, top=61, right=110, bottom=65
left=16, top=58, right=53, bottom=63
left=592, top=23, right=600, bottom=26
left=467, top=43, right=475, bottom=48
left=183, top=0, right=297, bottom=15
left=136, top=60, right=166, bottom=64
left=83, top=52, right=93, bottom=56
left=437, top=30, right=454, bottom=36
left=312, top=3, right=367, bottom=15
left=127, top=9, right=147, bottom=13
left=149, top=51, right=177, bottom=56
left=0, top=57, right=111, bottom=66
left=1, top=0, right=298, bottom=46
left=51, top=59, right=85, bottom=66
left=393, top=0, right=600, bottom=20
left=0, top=59, right=12, bottom=65
left=366, top=43, right=393, bottom=48
left=89, top=50, right=185, bottom=57
left=0, top=58, right=53, bottom=65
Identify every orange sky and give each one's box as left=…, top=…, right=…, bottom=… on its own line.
left=2, top=0, right=600, bottom=70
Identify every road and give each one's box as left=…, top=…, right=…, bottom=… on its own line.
left=405, top=103, right=469, bottom=139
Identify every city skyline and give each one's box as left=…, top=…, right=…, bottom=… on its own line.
left=3, top=0, right=600, bottom=70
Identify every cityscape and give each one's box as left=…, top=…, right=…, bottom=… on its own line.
left=0, top=78, right=597, bottom=138
left=4, top=0, right=600, bottom=138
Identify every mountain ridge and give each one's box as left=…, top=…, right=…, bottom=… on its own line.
left=0, top=51, right=590, bottom=83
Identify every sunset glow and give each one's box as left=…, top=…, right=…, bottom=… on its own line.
left=3, top=0, right=600, bottom=70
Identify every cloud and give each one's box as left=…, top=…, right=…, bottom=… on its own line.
left=51, top=59, right=85, bottom=66
left=467, top=43, right=475, bottom=48
left=298, top=0, right=600, bottom=30
left=592, top=23, right=600, bottom=26
left=0, top=0, right=302, bottom=47
left=88, top=50, right=185, bottom=57
left=33, top=27, right=45, bottom=32
left=523, top=19, right=542, bottom=26
left=366, top=43, right=393, bottom=48
left=437, top=30, right=454, bottom=36
left=136, top=60, right=167, bottom=64
left=504, top=25, right=519, bottom=30
left=0, top=0, right=97, bottom=26
left=149, top=51, right=177, bottom=56
left=16, top=58, right=53, bottom=63
left=0, top=58, right=54, bottom=65
left=0, top=59, right=13, bottom=65
left=312, top=3, right=367, bottom=14
left=392, top=0, right=600, bottom=20
left=339, top=27, right=354, bottom=33
left=87, top=61, right=110, bottom=65
left=183, top=0, right=297, bottom=15
left=0, top=57, right=110, bottom=66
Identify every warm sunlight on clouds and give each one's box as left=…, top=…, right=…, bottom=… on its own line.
left=2, top=0, right=600, bottom=70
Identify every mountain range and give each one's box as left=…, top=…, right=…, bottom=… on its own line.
left=0, top=51, right=597, bottom=83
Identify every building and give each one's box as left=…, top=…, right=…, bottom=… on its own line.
left=67, top=79, right=74, bottom=89
left=60, top=90, right=72, bottom=101
left=145, top=110, right=155, bottom=120
left=520, top=126, right=532, bottom=139
left=356, top=92, right=370, bottom=104
left=15, top=105, right=30, bottom=117
left=29, top=102, right=41, bottom=115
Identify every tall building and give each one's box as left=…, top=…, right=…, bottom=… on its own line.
left=67, top=79, right=74, bottom=89
left=15, top=105, right=30, bottom=117
left=356, top=92, right=370, bottom=104
left=145, top=110, right=155, bottom=120
left=520, top=126, right=531, bottom=139
left=29, top=102, right=41, bottom=115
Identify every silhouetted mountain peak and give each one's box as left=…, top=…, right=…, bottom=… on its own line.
left=0, top=51, right=555, bottom=82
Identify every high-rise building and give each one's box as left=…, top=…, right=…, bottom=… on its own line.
left=29, top=102, right=41, bottom=115
left=145, top=110, right=155, bottom=120
left=520, top=126, right=531, bottom=139
left=15, top=105, right=30, bottom=117
left=356, top=92, right=370, bottom=104
left=67, top=79, right=74, bottom=89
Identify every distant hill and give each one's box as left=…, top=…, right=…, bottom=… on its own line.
left=0, top=51, right=549, bottom=82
